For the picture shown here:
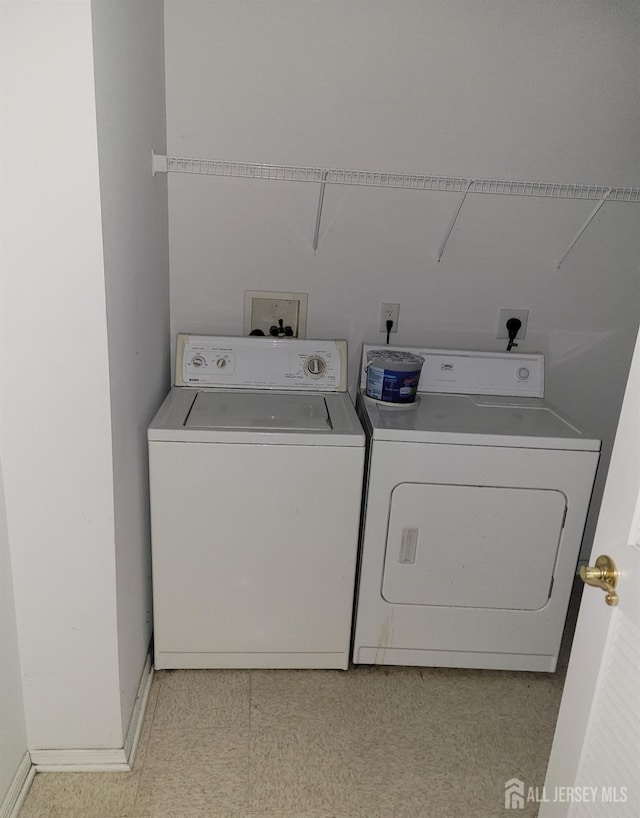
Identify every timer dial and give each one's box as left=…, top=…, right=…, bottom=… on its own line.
left=305, top=355, right=327, bottom=377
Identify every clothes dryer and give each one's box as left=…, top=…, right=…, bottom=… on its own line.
left=352, top=346, right=600, bottom=672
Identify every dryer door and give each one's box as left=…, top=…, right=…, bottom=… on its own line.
left=382, top=483, right=567, bottom=610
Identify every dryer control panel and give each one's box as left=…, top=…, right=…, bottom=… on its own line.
left=176, top=334, right=348, bottom=391
left=361, top=346, right=544, bottom=398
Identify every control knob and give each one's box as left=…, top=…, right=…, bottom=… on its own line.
left=305, top=355, right=327, bottom=377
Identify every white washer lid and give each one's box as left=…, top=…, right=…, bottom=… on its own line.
left=185, top=392, right=331, bottom=431
left=148, top=388, right=365, bottom=446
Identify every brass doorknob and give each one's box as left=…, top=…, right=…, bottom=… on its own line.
left=579, top=555, right=618, bottom=606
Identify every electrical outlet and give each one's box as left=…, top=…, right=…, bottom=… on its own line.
left=243, top=290, right=308, bottom=338
left=497, top=309, right=529, bottom=340
left=380, top=303, right=400, bottom=333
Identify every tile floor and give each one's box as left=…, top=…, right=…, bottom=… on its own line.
left=18, top=589, right=580, bottom=818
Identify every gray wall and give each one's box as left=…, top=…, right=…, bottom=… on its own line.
left=164, top=0, right=640, bottom=559
left=91, top=0, right=170, bottom=738
left=0, top=0, right=169, bottom=753
left=0, top=0, right=122, bottom=749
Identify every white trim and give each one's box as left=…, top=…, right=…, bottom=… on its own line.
left=30, top=751, right=130, bottom=773
left=122, top=651, right=153, bottom=769
left=0, top=753, right=34, bottom=818
left=31, top=651, right=153, bottom=773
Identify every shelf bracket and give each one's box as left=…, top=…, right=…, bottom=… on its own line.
left=151, top=150, right=168, bottom=175
left=557, top=188, right=612, bottom=269
left=437, top=179, right=474, bottom=262
left=312, top=170, right=328, bottom=253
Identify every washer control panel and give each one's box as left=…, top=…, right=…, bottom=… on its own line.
left=185, top=350, right=236, bottom=377
left=176, top=335, right=347, bottom=391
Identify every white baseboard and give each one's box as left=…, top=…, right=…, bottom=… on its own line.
left=31, top=651, right=153, bottom=773
left=122, top=650, right=154, bottom=769
left=29, top=749, right=130, bottom=773
left=0, top=753, right=34, bottom=818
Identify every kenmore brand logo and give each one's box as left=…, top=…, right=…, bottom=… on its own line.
left=441, top=363, right=454, bottom=371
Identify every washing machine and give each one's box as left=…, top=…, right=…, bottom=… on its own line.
left=148, top=334, right=365, bottom=670
left=352, top=345, right=600, bottom=672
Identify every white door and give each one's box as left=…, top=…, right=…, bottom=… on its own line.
left=539, top=329, right=640, bottom=817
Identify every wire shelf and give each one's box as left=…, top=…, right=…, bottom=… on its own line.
left=151, top=152, right=639, bottom=266
left=155, top=154, right=640, bottom=202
